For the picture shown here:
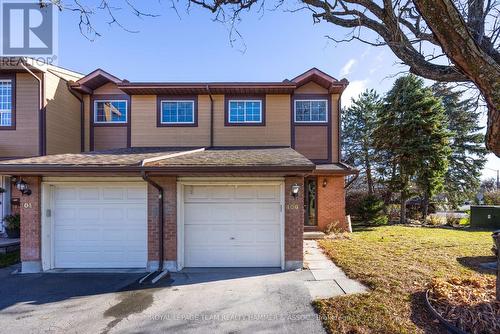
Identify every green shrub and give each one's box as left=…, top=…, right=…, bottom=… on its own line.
left=3, top=214, right=20, bottom=230
left=358, top=195, right=388, bottom=225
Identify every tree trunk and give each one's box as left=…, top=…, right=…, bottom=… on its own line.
left=400, top=191, right=407, bottom=225
left=413, top=0, right=500, bottom=157
left=365, top=153, right=374, bottom=195
left=494, top=233, right=500, bottom=301
left=422, top=192, right=429, bottom=221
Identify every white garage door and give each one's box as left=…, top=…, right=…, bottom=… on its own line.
left=53, top=183, right=147, bottom=268
left=183, top=184, right=282, bottom=267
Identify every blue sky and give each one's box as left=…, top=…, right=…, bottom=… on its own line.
left=55, top=1, right=499, bottom=179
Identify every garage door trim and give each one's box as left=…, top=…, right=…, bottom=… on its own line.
left=176, top=178, right=285, bottom=271
left=41, top=179, right=147, bottom=271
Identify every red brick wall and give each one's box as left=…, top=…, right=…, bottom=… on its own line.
left=284, top=176, right=304, bottom=263
left=317, top=175, right=347, bottom=231
left=147, top=176, right=177, bottom=263
left=20, top=176, right=41, bottom=262
left=11, top=183, right=21, bottom=215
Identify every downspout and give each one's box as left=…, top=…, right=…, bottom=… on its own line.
left=344, top=171, right=359, bottom=189
left=141, top=171, right=164, bottom=272
left=206, top=85, right=214, bottom=148
left=20, top=61, right=44, bottom=155
left=66, top=84, right=85, bottom=152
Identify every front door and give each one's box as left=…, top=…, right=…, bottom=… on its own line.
left=304, top=177, right=317, bottom=227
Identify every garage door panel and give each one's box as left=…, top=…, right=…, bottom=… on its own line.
left=184, top=184, right=282, bottom=268
left=53, top=183, right=147, bottom=269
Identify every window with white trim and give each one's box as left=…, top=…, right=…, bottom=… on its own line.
left=228, top=100, right=262, bottom=123
left=94, top=100, right=127, bottom=124
left=0, top=80, right=13, bottom=127
left=160, top=100, right=195, bottom=124
left=294, top=99, right=328, bottom=123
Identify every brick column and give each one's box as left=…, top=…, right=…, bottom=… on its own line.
left=317, top=175, right=347, bottom=232
left=284, top=176, right=304, bottom=270
left=147, top=176, right=177, bottom=272
left=20, top=176, right=42, bottom=273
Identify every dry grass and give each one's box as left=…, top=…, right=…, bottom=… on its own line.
left=314, top=226, right=495, bottom=334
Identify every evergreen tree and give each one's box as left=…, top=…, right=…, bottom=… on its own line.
left=374, top=75, right=451, bottom=223
left=342, top=89, right=382, bottom=195
left=432, top=83, right=487, bottom=209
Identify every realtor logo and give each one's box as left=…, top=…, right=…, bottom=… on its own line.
left=1, top=0, right=57, bottom=59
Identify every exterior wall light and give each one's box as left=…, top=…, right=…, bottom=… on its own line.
left=291, top=184, right=300, bottom=198
left=323, top=178, right=328, bottom=188
left=15, top=180, right=31, bottom=196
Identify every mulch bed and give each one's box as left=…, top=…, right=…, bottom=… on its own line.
left=427, top=276, right=500, bottom=334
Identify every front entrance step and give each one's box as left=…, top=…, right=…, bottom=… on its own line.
left=303, top=231, right=326, bottom=240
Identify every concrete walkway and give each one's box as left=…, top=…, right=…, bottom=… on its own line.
left=303, top=240, right=367, bottom=299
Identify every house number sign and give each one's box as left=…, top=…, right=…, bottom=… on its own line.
left=286, top=204, right=299, bottom=210
left=23, top=203, right=32, bottom=209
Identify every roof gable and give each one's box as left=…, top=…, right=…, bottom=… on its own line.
left=71, top=69, right=123, bottom=93
left=291, top=68, right=348, bottom=92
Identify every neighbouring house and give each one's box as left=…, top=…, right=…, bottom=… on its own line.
left=0, top=58, right=83, bottom=233
left=0, top=65, right=355, bottom=273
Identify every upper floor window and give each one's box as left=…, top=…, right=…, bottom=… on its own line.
left=294, top=99, right=328, bottom=123
left=94, top=100, right=127, bottom=124
left=160, top=100, right=195, bottom=124
left=0, top=80, right=13, bottom=127
left=228, top=100, right=263, bottom=124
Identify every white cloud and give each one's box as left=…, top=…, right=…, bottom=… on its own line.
left=341, top=79, right=369, bottom=108
left=339, top=59, right=357, bottom=77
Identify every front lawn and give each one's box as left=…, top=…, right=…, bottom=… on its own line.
left=314, top=226, right=495, bottom=334
left=0, top=250, right=20, bottom=268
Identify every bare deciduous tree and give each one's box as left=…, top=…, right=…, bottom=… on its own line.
left=44, top=0, right=500, bottom=156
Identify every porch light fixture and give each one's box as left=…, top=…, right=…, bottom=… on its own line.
left=323, top=178, right=328, bottom=188
left=291, top=184, right=300, bottom=198
left=15, top=180, right=31, bottom=196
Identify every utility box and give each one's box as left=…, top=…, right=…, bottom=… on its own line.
left=470, top=205, right=500, bottom=229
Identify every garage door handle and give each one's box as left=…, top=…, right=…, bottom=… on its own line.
left=230, top=237, right=235, bottom=240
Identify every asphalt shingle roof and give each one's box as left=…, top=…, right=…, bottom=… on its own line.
left=0, top=147, right=315, bottom=171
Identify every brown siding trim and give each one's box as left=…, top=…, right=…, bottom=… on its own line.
left=291, top=94, right=332, bottom=164
left=0, top=73, right=16, bottom=131
left=156, top=95, right=198, bottom=128
left=224, top=95, right=266, bottom=127
left=90, top=94, right=131, bottom=151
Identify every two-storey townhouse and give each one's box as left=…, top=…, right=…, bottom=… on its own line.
left=0, top=67, right=356, bottom=273
left=0, top=58, right=83, bottom=232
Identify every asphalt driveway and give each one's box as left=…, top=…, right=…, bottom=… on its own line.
left=0, top=265, right=325, bottom=334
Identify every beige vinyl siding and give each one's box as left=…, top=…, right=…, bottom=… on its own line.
left=213, top=94, right=291, bottom=146
left=83, top=95, right=90, bottom=151
left=131, top=95, right=210, bottom=147
left=332, top=93, right=340, bottom=163
left=294, top=126, right=329, bottom=160
left=45, top=71, right=81, bottom=155
left=0, top=73, right=40, bottom=157
left=93, top=83, right=125, bottom=95
left=294, top=82, right=328, bottom=94
left=93, top=127, right=127, bottom=150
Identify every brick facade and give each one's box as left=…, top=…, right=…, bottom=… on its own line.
left=146, top=176, right=177, bottom=271
left=284, top=176, right=304, bottom=270
left=317, top=175, right=347, bottom=231
left=19, top=176, right=42, bottom=272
